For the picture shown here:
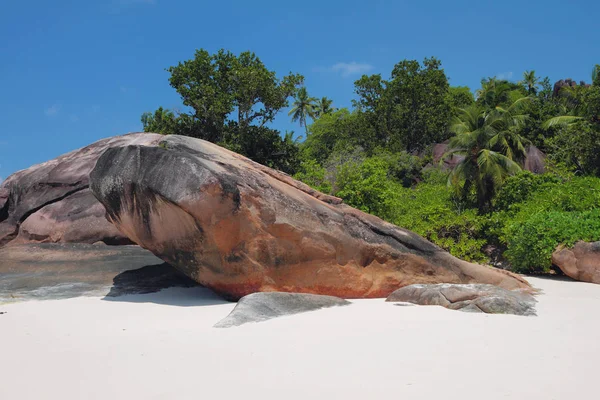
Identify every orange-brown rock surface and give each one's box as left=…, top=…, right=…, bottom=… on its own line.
left=90, top=135, right=529, bottom=300
left=552, top=241, right=600, bottom=284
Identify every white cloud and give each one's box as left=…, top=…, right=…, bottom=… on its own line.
left=69, top=114, right=79, bottom=122
left=44, top=104, right=61, bottom=117
left=497, top=71, right=514, bottom=81
left=330, top=62, right=374, bottom=77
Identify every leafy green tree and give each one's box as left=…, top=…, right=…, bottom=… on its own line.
left=546, top=121, right=600, bottom=175
left=141, top=107, right=177, bottom=134
left=289, top=87, right=317, bottom=134
left=353, top=58, right=452, bottom=152
left=167, top=49, right=302, bottom=141
left=141, top=49, right=304, bottom=171
left=542, top=66, right=600, bottom=175
left=353, top=74, right=391, bottom=145
left=301, top=108, right=375, bottom=163
left=448, top=86, right=475, bottom=109
left=593, top=64, right=600, bottom=87
left=221, top=125, right=300, bottom=174
left=388, top=57, right=452, bottom=151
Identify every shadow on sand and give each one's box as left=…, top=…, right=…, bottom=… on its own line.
left=102, top=263, right=229, bottom=307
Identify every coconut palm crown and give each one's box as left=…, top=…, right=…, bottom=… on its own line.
left=288, top=87, right=317, bottom=134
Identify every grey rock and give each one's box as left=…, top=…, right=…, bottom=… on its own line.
left=0, top=133, right=162, bottom=247
left=386, top=283, right=536, bottom=316
left=0, top=243, right=197, bottom=302
left=432, top=141, right=545, bottom=174
left=552, top=241, right=600, bottom=284
left=214, top=292, right=351, bottom=328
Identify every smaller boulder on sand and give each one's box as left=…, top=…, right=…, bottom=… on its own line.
left=214, top=292, right=350, bottom=328
left=386, top=283, right=536, bottom=316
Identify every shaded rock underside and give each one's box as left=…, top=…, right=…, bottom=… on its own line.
left=0, top=243, right=198, bottom=302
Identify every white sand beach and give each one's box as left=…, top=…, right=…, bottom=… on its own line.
left=1, top=276, right=598, bottom=400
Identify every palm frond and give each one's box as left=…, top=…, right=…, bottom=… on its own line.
left=543, top=115, right=584, bottom=129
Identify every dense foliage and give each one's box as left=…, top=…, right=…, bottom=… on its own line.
left=505, top=210, right=600, bottom=273
left=144, top=50, right=600, bottom=275
left=141, top=49, right=303, bottom=173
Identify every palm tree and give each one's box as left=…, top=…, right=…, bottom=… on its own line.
left=315, top=97, right=335, bottom=118
left=520, top=70, right=540, bottom=95
left=288, top=87, right=317, bottom=134
left=475, top=77, right=513, bottom=108
left=543, top=112, right=584, bottom=129
left=445, top=97, right=531, bottom=211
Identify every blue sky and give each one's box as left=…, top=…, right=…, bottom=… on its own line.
left=1, top=0, right=598, bottom=181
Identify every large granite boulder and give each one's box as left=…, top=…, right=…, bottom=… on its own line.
left=0, top=133, right=163, bottom=247
left=214, top=292, right=350, bottom=327
left=552, top=79, right=590, bottom=98
left=432, top=141, right=545, bottom=174
left=432, top=141, right=464, bottom=170
left=523, top=145, right=546, bottom=174
left=90, top=134, right=530, bottom=300
left=552, top=241, right=600, bottom=284
left=386, top=283, right=537, bottom=316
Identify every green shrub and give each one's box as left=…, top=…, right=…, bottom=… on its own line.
left=493, top=172, right=561, bottom=212
left=505, top=210, right=600, bottom=273
left=335, top=156, right=402, bottom=220
left=389, top=183, right=488, bottom=262
left=293, top=159, right=332, bottom=194
left=497, top=176, right=600, bottom=242
left=523, top=176, right=600, bottom=212
left=371, top=149, right=423, bottom=187
left=295, top=153, right=600, bottom=271
left=493, top=175, right=600, bottom=271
